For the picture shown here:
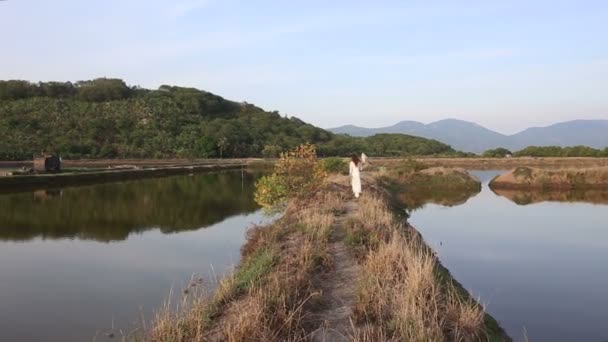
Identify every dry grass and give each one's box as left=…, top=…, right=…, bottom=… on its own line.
left=144, top=188, right=342, bottom=342
left=373, top=157, right=608, bottom=170
left=143, top=177, right=506, bottom=341
left=491, top=166, right=608, bottom=190
left=492, top=187, right=608, bottom=205
left=216, top=237, right=319, bottom=341
left=350, top=191, right=492, bottom=342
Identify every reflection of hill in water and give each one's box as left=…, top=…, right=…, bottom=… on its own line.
left=491, top=188, right=608, bottom=205
left=0, top=172, right=260, bottom=242
left=399, top=187, right=481, bottom=212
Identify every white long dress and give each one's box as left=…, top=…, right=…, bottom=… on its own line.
left=349, top=161, right=362, bottom=197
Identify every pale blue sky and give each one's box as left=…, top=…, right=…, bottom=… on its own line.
left=1, top=0, right=607, bottom=134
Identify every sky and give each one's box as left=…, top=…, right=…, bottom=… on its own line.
left=1, top=0, right=607, bottom=134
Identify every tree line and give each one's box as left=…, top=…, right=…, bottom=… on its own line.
left=0, top=78, right=460, bottom=160
left=483, top=146, right=608, bottom=158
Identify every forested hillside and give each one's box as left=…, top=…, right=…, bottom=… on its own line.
left=0, top=78, right=459, bottom=160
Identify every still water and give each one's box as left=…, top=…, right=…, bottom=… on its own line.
left=408, top=171, right=608, bottom=342
left=0, top=172, right=269, bottom=342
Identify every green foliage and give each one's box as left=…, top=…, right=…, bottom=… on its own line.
left=254, top=174, right=288, bottom=208
left=514, top=145, right=606, bottom=157
left=0, top=79, right=333, bottom=160
left=76, top=78, right=131, bottom=102
left=0, top=80, right=40, bottom=100
left=235, top=248, right=278, bottom=294
left=323, top=157, right=348, bottom=174
left=255, top=144, right=326, bottom=207
left=482, top=147, right=512, bottom=158
left=262, top=144, right=282, bottom=158
left=395, top=158, right=429, bottom=176
left=345, top=224, right=378, bottom=249
left=318, top=133, right=456, bottom=157
left=0, top=78, right=467, bottom=160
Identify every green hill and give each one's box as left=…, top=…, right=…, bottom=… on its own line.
left=0, top=78, right=459, bottom=160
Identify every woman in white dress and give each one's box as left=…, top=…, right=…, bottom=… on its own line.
left=349, top=154, right=362, bottom=198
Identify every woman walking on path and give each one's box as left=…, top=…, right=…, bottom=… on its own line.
left=349, top=154, right=362, bottom=198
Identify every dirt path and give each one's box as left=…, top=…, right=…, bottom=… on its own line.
left=309, top=200, right=361, bottom=342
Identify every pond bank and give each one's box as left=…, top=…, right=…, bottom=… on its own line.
left=146, top=173, right=509, bottom=341
left=416, top=157, right=608, bottom=170
left=489, top=166, right=608, bottom=190
left=0, top=163, right=247, bottom=193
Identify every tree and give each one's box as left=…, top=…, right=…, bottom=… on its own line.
left=0, top=80, right=39, bottom=100
left=513, top=145, right=604, bottom=157
left=40, top=81, right=77, bottom=98
left=76, top=78, right=131, bottom=102
left=482, top=147, right=512, bottom=158
left=262, top=145, right=282, bottom=158
left=217, top=137, right=227, bottom=159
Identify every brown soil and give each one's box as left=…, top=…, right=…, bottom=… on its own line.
left=308, top=200, right=361, bottom=342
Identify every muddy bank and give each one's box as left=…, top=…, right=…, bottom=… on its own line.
left=489, top=166, right=608, bottom=190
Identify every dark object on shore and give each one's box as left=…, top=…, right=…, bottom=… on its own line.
left=33, top=154, right=61, bottom=173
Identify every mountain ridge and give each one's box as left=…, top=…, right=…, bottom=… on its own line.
left=329, top=119, right=608, bottom=153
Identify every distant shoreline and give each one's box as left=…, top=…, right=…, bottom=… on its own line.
left=0, top=162, right=248, bottom=194
left=3, top=156, right=608, bottom=168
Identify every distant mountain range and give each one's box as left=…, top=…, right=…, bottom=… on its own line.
left=329, top=119, right=608, bottom=153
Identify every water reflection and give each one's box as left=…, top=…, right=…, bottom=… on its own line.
left=491, top=187, right=608, bottom=205
left=0, top=172, right=260, bottom=241
left=399, top=186, right=481, bottom=211
left=0, top=171, right=269, bottom=342
left=408, top=170, right=608, bottom=342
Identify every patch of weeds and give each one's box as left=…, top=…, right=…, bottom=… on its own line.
left=345, top=227, right=369, bottom=247
left=567, top=172, right=586, bottom=188
left=312, top=251, right=331, bottom=272
left=395, top=158, right=428, bottom=176
left=513, top=167, right=532, bottom=179
left=331, top=206, right=348, bottom=216
left=323, top=157, right=348, bottom=174
left=235, top=248, right=279, bottom=294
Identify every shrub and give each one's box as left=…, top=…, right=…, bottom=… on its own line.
left=395, top=158, right=428, bottom=176
left=255, top=143, right=326, bottom=207
left=323, top=157, right=348, bottom=174
left=254, top=174, right=287, bottom=208
left=482, top=147, right=512, bottom=158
